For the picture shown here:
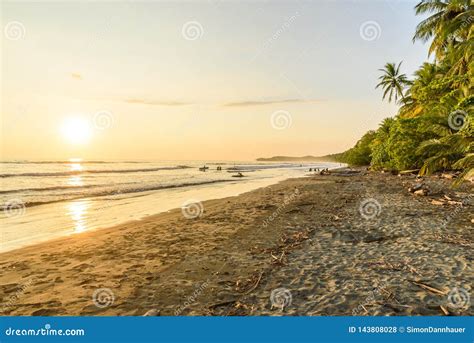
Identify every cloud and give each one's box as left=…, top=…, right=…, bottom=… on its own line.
left=222, top=98, right=322, bottom=107
left=124, top=98, right=192, bottom=106
left=71, top=73, right=82, bottom=80
left=118, top=97, right=322, bottom=107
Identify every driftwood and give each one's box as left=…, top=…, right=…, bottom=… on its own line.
left=439, top=305, right=449, bottom=316
left=408, top=183, right=424, bottom=193
left=408, top=183, right=430, bottom=196
left=409, top=280, right=448, bottom=295
left=414, top=189, right=429, bottom=196
left=271, top=251, right=286, bottom=266
left=431, top=198, right=463, bottom=206
left=431, top=200, right=445, bottom=206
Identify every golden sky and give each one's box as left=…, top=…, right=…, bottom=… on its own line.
left=1, top=1, right=427, bottom=161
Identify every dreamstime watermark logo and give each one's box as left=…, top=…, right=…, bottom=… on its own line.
left=92, top=110, right=114, bottom=130
left=4, top=323, right=85, bottom=336
left=174, top=279, right=210, bottom=315
left=352, top=283, right=388, bottom=315
left=358, top=198, right=381, bottom=220
left=262, top=188, right=300, bottom=227
left=181, top=199, right=204, bottom=219
left=181, top=21, right=204, bottom=41
left=270, top=110, right=292, bottom=130
left=446, top=287, right=470, bottom=310
left=448, top=110, right=468, bottom=131
left=270, top=288, right=292, bottom=309
left=439, top=194, right=472, bottom=230
left=1, top=278, right=34, bottom=314
left=92, top=288, right=115, bottom=308
left=4, top=21, right=26, bottom=41
left=261, top=12, right=300, bottom=51
left=3, top=199, right=26, bottom=218
left=359, top=21, right=381, bottom=41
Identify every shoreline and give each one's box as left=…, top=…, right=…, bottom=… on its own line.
left=0, top=174, right=298, bottom=255
left=0, top=169, right=472, bottom=316
left=1, top=164, right=339, bottom=253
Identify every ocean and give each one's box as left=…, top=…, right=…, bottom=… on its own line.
left=0, top=160, right=340, bottom=252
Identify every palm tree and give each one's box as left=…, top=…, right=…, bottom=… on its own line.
left=376, top=62, right=411, bottom=103
left=442, top=42, right=473, bottom=95
left=413, top=0, right=473, bottom=60
left=399, top=62, right=440, bottom=117
left=417, top=110, right=473, bottom=184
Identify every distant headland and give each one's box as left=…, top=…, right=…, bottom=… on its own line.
left=256, top=155, right=339, bottom=162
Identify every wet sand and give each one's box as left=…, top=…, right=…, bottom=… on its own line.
left=0, top=169, right=472, bottom=316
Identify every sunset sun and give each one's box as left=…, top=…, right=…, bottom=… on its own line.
left=60, top=117, right=92, bottom=145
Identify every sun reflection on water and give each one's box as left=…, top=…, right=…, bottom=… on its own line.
left=69, top=163, right=83, bottom=171
left=67, top=175, right=83, bottom=186
left=67, top=200, right=89, bottom=233
left=67, top=159, right=84, bottom=186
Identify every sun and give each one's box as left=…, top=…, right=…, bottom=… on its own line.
left=60, top=117, right=92, bottom=145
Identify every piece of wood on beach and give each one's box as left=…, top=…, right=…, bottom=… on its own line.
left=399, top=169, right=420, bottom=175
left=409, top=280, right=448, bottom=295
left=441, top=173, right=455, bottom=179
left=431, top=199, right=445, bottom=206
left=270, top=251, right=286, bottom=266
left=413, top=189, right=429, bottom=196
left=408, top=183, right=424, bottom=193
left=447, top=200, right=463, bottom=206
left=439, top=305, right=449, bottom=316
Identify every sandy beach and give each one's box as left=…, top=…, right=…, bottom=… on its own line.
left=0, top=169, right=472, bottom=316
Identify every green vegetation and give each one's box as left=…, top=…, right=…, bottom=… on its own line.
left=339, top=0, right=473, bottom=184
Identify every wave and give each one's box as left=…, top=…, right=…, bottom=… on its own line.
left=0, top=160, right=148, bottom=164
left=0, top=183, right=109, bottom=194
left=0, top=166, right=191, bottom=178
left=0, top=179, right=240, bottom=211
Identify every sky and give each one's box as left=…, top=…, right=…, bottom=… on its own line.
left=1, top=0, right=430, bottom=161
